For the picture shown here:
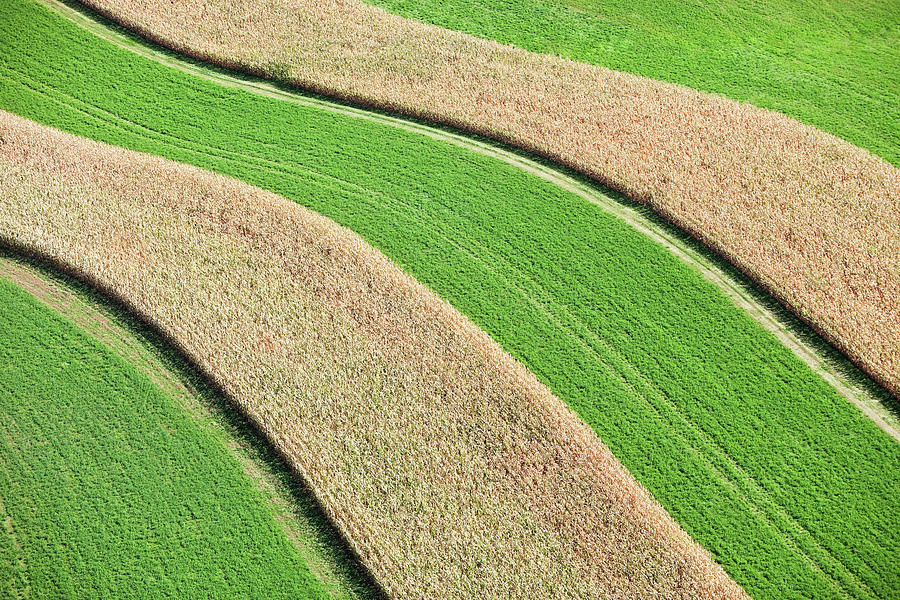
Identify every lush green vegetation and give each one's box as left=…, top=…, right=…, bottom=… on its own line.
left=1, top=1, right=898, bottom=598
left=0, top=276, right=334, bottom=598
left=367, top=0, right=900, bottom=165
left=0, top=259, right=384, bottom=599
left=0, top=251, right=384, bottom=600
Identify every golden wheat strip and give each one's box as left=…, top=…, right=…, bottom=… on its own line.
left=72, top=0, right=900, bottom=396
left=0, top=111, right=748, bottom=599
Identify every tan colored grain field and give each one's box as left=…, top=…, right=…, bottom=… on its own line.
left=0, top=111, right=748, bottom=599
left=74, top=0, right=900, bottom=396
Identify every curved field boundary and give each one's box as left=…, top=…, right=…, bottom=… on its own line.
left=71, top=0, right=900, bottom=397
left=365, top=0, right=899, bottom=166
left=3, top=4, right=898, bottom=598
left=0, top=264, right=351, bottom=598
left=0, top=253, right=383, bottom=600
left=36, top=0, right=898, bottom=441
left=0, top=110, right=749, bottom=599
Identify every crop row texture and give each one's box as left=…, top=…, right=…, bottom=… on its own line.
left=74, top=0, right=900, bottom=397
left=0, top=2, right=897, bottom=597
left=0, top=110, right=748, bottom=599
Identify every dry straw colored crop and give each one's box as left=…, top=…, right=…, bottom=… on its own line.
left=75, top=0, right=900, bottom=396
left=0, top=111, right=749, bottom=599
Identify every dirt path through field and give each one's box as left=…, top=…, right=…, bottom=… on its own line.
left=0, top=255, right=190, bottom=400
left=33, top=0, right=899, bottom=442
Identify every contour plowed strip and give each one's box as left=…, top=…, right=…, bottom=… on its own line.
left=0, top=111, right=748, bottom=599
left=73, top=0, right=900, bottom=396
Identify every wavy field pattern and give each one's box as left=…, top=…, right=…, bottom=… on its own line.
left=71, top=0, right=900, bottom=396
left=0, top=110, right=749, bottom=599
left=0, top=2, right=897, bottom=598
left=0, top=254, right=383, bottom=599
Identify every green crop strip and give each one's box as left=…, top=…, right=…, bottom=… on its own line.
left=0, top=276, right=334, bottom=599
left=1, top=1, right=898, bottom=598
left=366, top=0, right=899, bottom=166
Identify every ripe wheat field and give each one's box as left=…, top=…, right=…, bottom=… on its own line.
left=0, top=110, right=748, bottom=599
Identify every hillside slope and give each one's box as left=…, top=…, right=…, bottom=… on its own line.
left=71, top=0, right=900, bottom=396
left=0, top=110, right=748, bottom=599
left=2, top=3, right=898, bottom=597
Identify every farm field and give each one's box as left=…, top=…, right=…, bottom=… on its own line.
left=1, top=1, right=898, bottom=599
left=70, top=0, right=900, bottom=397
left=0, top=111, right=748, bottom=599
left=367, top=0, right=900, bottom=165
left=0, top=264, right=378, bottom=599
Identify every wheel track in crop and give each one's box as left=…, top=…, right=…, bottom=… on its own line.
left=414, top=228, right=877, bottom=598
left=8, top=1, right=897, bottom=596
left=1, top=40, right=886, bottom=596
left=346, top=190, right=875, bottom=599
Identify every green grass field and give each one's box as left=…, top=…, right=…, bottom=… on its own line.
left=1, top=1, right=898, bottom=598
left=0, top=263, right=380, bottom=599
left=0, top=277, right=330, bottom=598
left=366, top=0, right=900, bottom=165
